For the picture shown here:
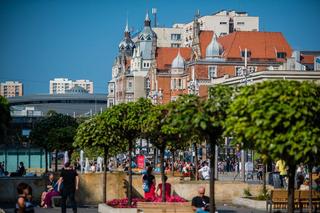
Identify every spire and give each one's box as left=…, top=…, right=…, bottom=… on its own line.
left=144, top=11, right=151, bottom=27
left=125, top=18, right=129, bottom=33
left=145, top=11, right=150, bottom=21
left=124, top=18, right=130, bottom=38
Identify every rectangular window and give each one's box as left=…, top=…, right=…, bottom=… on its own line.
left=220, top=22, right=227, bottom=25
left=208, top=66, right=217, bottom=79
left=235, top=67, right=243, bottom=76
left=241, top=50, right=251, bottom=58
left=171, top=43, right=181, bottom=48
left=171, top=34, right=181, bottom=41
left=128, top=81, right=133, bottom=90
left=237, top=22, right=245, bottom=25
left=277, top=52, right=287, bottom=59
left=178, top=79, right=182, bottom=89
left=173, top=79, right=177, bottom=89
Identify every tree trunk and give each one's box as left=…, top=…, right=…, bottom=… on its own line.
left=308, top=164, right=313, bottom=213
left=55, top=150, right=58, bottom=172
left=287, top=165, right=296, bottom=213
left=171, top=150, right=175, bottom=177
left=160, top=146, right=166, bottom=202
left=103, top=147, right=108, bottom=202
left=194, top=143, right=199, bottom=181
left=263, top=164, right=267, bottom=193
left=45, top=149, right=48, bottom=173
left=209, top=140, right=216, bottom=213
left=128, top=140, right=133, bottom=206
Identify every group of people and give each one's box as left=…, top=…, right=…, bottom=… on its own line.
left=142, top=166, right=173, bottom=201
left=141, top=166, right=211, bottom=213
left=275, top=160, right=320, bottom=191
left=15, top=162, right=79, bottom=213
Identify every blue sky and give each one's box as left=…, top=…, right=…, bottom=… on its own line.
left=0, top=0, right=319, bottom=95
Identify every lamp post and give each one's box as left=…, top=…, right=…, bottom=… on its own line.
left=240, top=48, right=252, bottom=182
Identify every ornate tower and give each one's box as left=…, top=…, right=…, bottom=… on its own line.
left=191, top=10, right=201, bottom=60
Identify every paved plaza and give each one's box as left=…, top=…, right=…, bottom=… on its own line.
left=1, top=205, right=266, bottom=213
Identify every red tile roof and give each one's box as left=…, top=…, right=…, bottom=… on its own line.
left=199, top=31, right=292, bottom=61
left=218, top=32, right=292, bottom=61
left=156, top=47, right=191, bottom=70
left=300, top=54, right=315, bottom=64
left=199, top=31, right=214, bottom=58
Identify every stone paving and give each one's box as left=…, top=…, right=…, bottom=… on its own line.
left=1, top=205, right=266, bottom=213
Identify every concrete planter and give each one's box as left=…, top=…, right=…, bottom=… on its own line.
left=232, top=197, right=266, bottom=211
left=98, top=203, right=137, bottom=213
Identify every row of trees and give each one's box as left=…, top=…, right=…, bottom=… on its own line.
left=75, top=80, right=320, bottom=213
left=74, top=85, right=233, bottom=212
left=26, top=80, right=320, bottom=213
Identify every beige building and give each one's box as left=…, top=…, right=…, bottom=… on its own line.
left=153, top=27, right=184, bottom=48
left=173, top=10, right=259, bottom=47
left=0, top=81, right=23, bottom=98
left=49, top=78, right=93, bottom=94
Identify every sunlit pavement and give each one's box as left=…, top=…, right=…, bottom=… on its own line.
left=2, top=205, right=266, bottom=213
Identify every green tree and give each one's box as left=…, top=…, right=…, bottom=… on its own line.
left=107, top=98, right=153, bottom=205
left=142, top=103, right=184, bottom=202
left=0, top=96, right=11, bottom=144
left=170, top=85, right=234, bottom=213
left=74, top=112, right=125, bottom=202
left=48, top=126, right=77, bottom=171
left=30, top=112, right=78, bottom=172
left=225, top=80, right=320, bottom=213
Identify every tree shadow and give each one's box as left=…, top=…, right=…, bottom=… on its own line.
left=123, top=179, right=143, bottom=199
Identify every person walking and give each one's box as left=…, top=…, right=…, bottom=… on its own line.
left=59, top=162, right=79, bottom=213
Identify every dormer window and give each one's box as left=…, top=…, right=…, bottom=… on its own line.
left=241, top=50, right=251, bottom=58
left=277, top=52, right=286, bottom=59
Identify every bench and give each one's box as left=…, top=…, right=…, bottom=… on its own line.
left=267, top=190, right=320, bottom=212
left=137, top=202, right=193, bottom=213
left=26, top=168, right=46, bottom=175
left=51, top=196, right=62, bottom=208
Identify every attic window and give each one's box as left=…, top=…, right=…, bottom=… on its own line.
left=241, top=50, right=251, bottom=58
left=277, top=52, right=286, bottom=59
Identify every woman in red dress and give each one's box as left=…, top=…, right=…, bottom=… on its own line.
left=156, top=175, right=171, bottom=201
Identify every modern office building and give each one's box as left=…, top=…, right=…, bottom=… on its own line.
left=49, top=78, right=93, bottom=94
left=0, top=81, right=23, bottom=98
left=1, top=93, right=107, bottom=172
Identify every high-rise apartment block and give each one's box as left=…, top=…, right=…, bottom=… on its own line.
left=0, top=81, right=23, bottom=97
left=49, top=78, right=93, bottom=94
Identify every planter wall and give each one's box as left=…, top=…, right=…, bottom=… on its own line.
left=98, top=204, right=137, bottom=213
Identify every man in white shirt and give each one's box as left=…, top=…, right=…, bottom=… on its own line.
left=198, top=162, right=211, bottom=180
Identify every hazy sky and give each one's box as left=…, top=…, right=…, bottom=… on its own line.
left=1, top=0, right=319, bottom=95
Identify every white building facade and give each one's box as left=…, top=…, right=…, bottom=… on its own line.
left=173, top=10, right=259, bottom=47
left=49, top=78, right=93, bottom=94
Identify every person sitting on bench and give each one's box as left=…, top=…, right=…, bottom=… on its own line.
left=192, top=186, right=210, bottom=213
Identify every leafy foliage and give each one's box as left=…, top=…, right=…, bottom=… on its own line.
left=225, top=80, right=320, bottom=213
left=30, top=112, right=78, bottom=151
left=225, top=80, right=320, bottom=166
left=0, top=96, right=11, bottom=144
